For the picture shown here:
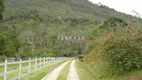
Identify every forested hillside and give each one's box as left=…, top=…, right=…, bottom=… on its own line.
left=0, top=0, right=141, bottom=59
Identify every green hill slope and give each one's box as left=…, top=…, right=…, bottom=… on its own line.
left=0, top=0, right=141, bottom=58
left=3, top=0, right=136, bottom=22
left=79, top=17, right=142, bottom=80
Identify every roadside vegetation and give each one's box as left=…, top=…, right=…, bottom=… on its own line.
left=80, top=17, right=142, bottom=80
left=75, top=61, right=94, bottom=80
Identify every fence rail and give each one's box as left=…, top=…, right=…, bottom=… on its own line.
left=0, top=57, right=73, bottom=80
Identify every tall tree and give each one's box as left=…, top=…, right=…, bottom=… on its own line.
left=0, top=0, right=4, bottom=20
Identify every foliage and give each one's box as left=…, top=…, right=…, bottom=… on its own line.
left=0, top=0, right=141, bottom=59
left=82, top=17, right=142, bottom=79
left=0, top=34, right=21, bottom=57
left=100, top=17, right=128, bottom=32
left=36, top=52, right=55, bottom=57
left=103, top=31, right=142, bottom=73
left=0, top=0, right=4, bottom=20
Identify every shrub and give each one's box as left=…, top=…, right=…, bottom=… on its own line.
left=0, top=34, right=20, bottom=57
left=103, top=31, right=142, bottom=74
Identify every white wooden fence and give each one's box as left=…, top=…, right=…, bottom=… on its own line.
left=0, top=57, right=73, bottom=80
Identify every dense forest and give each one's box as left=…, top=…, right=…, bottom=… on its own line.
left=0, top=0, right=96, bottom=59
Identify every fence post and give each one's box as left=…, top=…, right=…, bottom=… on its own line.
left=19, top=59, right=22, bottom=80
left=35, top=58, right=37, bottom=73
left=55, top=58, right=57, bottom=64
left=48, top=57, right=50, bottom=66
left=44, top=57, right=45, bottom=68
left=45, top=58, right=47, bottom=67
left=58, top=57, right=60, bottom=63
left=42, top=58, right=43, bottom=69
left=47, top=57, right=49, bottom=67
left=54, top=58, right=55, bottom=64
left=57, top=57, right=58, bottom=63
left=28, top=58, right=31, bottom=78
left=51, top=57, right=53, bottom=65
left=40, top=57, right=41, bottom=70
left=53, top=58, right=54, bottom=64
left=4, top=60, right=7, bottom=80
left=53, top=58, right=54, bottom=65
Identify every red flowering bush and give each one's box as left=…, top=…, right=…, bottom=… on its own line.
left=102, top=30, right=142, bottom=74
left=101, top=34, right=114, bottom=47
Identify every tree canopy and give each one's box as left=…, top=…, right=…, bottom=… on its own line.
left=0, top=0, right=4, bottom=20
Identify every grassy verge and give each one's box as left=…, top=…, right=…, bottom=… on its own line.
left=79, top=60, right=121, bottom=80
left=79, top=56, right=142, bottom=80
left=29, top=61, right=65, bottom=80
left=75, top=60, right=94, bottom=80
left=56, top=61, right=71, bottom=80
left=0, top=61, right=38, bottom=79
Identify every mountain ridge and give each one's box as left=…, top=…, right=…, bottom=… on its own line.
left=4, top=0, right=135, bottom=23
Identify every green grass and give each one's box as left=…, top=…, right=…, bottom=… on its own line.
left=79, top=60, right=122, bottom=80
left=79, top=51, right=142, bottom=80
left=29, top=61, right=66, bottom=80
left=75, top=60, right=94, bottom=80
left=0, top=62, right=37, bottom=80
left=122, top=70, right=142, bottom=80
left=56, top=61, right=71, bottom=80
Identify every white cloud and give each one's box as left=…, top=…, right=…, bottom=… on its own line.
left=89, top=0, right=142, bottom=17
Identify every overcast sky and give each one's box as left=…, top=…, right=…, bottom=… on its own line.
left=89, top=0, right=142, bottom=17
